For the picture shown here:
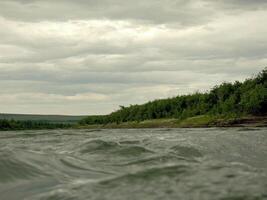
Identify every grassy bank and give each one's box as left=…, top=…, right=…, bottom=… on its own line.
left=77, top=115, right=267, bottom=129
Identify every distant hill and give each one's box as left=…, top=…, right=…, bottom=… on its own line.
left=0, top=114, right=87, bottom=124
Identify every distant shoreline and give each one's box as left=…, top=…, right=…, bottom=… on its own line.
left=77, top=115, right=267, bottom=129
left=0, top=115, right=266, bottom=131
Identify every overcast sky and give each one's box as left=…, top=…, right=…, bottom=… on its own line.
left=0, top=0, right=266, bottom=115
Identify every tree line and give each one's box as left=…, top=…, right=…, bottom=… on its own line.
left=0, top=119, right=72, bottom=131
left=80, top=68, right=267, bottom=125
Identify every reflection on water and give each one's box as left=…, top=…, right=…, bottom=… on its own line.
left=0, top=128, right=267, bottom=200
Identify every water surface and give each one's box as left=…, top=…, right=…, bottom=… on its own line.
left=0, top=128, right=267, bottom=200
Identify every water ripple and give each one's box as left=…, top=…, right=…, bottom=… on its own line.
left=0, top=128, right=266, bottom=200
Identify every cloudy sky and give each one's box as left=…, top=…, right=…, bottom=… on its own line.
left=0, top=0, right=266, bottom=115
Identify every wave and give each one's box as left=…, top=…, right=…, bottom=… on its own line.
left=118, top=140, right=141, bottom=145
left=80, top=140, right=118, bottom=152
left=170, top=145, right=203, bottom=158
left=0, top=131, right=59, bottom=139
left=0, top=152, right=46, bottom=182
left=99, top=164, right=190, bottom=186
left=79, top=139, right=153, bottom=157
left=59, top=157, right=113, bottom=176
left=237, top=127, right=261, bottom=131
left=1, top=128, right=266, bottom=200
left=114, top=146, right=153, bottom=157
left=116, top=154, right=190, bottom=166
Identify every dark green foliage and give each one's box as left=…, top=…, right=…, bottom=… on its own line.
left=0, top=114, right=85, bottom=124
left=81, top=68, right=267, bottom=125
left=240, top=85, right=267, bottom=115
left=0, top=119, right=72, bottom=131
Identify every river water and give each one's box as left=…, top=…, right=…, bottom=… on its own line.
left=0, top=128, right=267, bottom=200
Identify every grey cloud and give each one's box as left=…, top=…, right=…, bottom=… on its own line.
left=0, top=0, right=214, bottom=25
left=0, top=0, right=266, bottom=114
left=1, top=0, right=266, bottom=25
left=0, top=64, right=250, bottom=91
left=205, top=0, right=267, bottom=10
left=1, top=11, right=266, bottom=67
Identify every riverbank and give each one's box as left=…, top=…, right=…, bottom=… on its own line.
left=77, top=115, right=267, bottom=129
left=1, top=115, right=266, bottom=131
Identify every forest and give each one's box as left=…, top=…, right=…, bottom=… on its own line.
left=80, top=68, right=267, bottom=125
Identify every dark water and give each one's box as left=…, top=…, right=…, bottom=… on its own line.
left=0, top=128, right=267, bottom=200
